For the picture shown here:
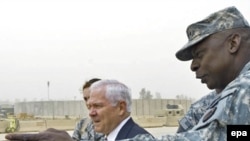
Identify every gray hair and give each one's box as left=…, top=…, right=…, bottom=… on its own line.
left=90, top=79, right=132, bottom=112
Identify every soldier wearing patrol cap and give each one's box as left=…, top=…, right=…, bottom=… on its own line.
left=175, top=5, right=250, bottom=133
left=4, top=6, right=250, bottom=141
left=165, top=6, right=250, bottom=141
left=124, top=5, right=250, bottom=141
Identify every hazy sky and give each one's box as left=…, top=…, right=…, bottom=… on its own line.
left=1, top=0, right=250, bottom=102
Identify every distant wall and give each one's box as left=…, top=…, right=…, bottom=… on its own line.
left=14, top=99, right=192, bottom=118
left=131, top=99, right=192, bottom=116
left=15, top=101, right=86, bottom=118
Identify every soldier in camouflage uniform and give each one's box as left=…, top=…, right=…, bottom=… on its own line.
left=123, top=6, right=250, bottom=141
left=72, top=78, right=105, bottom=141
left=5, top=6, right=250, bottom=141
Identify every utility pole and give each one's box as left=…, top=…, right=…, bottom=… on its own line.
left=47, top=81, right=54, bottom=119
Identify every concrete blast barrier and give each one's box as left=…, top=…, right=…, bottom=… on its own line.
left=46, top=119, right=77, bottom=130
left=0, top=120, right=8, bottom=133
left=17, top=119, right=78, bottom=132
left=133, top=116, right=165, bottom=128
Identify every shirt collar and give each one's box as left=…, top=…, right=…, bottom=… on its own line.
left=107, top=116, right=131, bottom=141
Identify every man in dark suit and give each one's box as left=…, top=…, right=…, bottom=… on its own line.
left=5, top=79, right=154, bottom=141
left=87, top=79, right=154, bottom=141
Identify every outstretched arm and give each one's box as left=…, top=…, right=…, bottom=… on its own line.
left=5, top=128, right=74, bottom=141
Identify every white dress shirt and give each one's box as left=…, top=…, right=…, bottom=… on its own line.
left=106, top=116, right=131, bottom=141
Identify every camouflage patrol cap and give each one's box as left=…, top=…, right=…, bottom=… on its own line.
left=176, top=6, right=250, bottom=61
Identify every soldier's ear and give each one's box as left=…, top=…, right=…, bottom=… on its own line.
left=228, top=33, right=241, bottom=53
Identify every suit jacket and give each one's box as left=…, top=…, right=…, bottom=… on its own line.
left=115, top=118, right=154, bottom=140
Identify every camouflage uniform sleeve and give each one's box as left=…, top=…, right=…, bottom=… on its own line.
left=177, top=91, right=217, bottom=133
left=72, top=118, right=87, bottom=141
left=176, top=102, right=198, bottom=133
left=161, top=121, right=221, bottom=141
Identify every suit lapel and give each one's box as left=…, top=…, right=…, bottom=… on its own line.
left=115, top=118, right=134, bottom=140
